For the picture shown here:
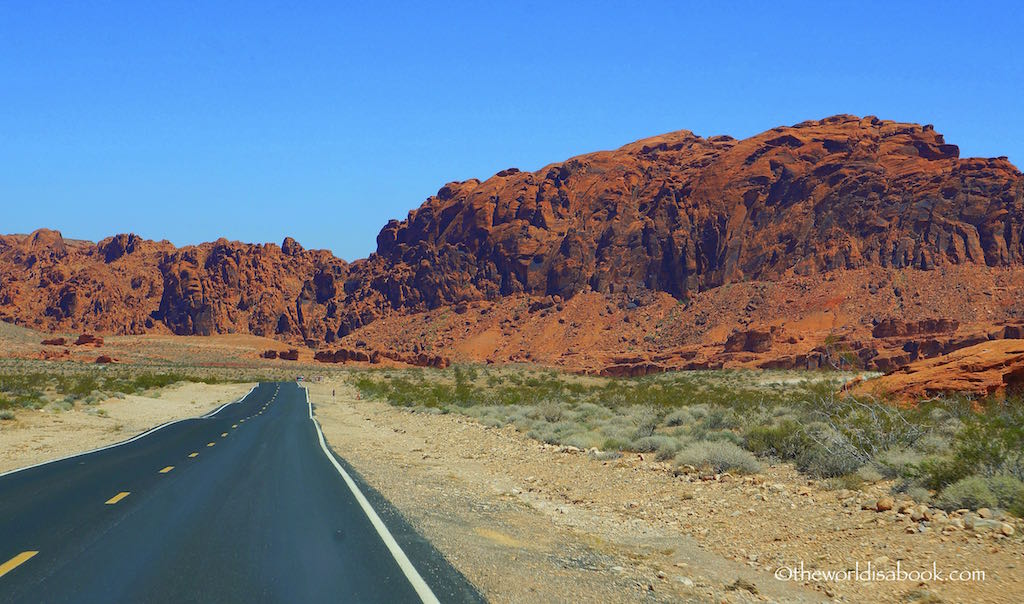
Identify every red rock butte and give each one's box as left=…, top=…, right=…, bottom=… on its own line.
left=2, top=115, right=1023, bottom=377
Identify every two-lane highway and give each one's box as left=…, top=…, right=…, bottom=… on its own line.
left=0, top=382, right=482, bottom=603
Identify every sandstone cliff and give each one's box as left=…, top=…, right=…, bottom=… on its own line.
left=2, top=115, right=1022, bottom=375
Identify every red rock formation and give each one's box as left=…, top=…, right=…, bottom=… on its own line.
left=74, top=334, right=104, bottom=346
left=851, top=340, right=1024, bottom=401
left=359, top=115, right=1023, bottom=323
left=0, top=116, right=1021, bottom=377
left=278, top=349, right=300, bottom=361
left=724, top=328, right=774, bottom=353
left=313, top=347, right=449, bottom=368
left=599, top=362, right=667, bottom=378
left=262, top=349, right=279, bottom=359
left=872, top=318, right=959, bottom=338
left=41, top=338, right=66, bottom=346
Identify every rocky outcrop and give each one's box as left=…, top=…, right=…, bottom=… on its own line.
left=0, top=116, right=1021, bottom=378
left=356, top=115, right=1023, bottom=325
left=851, top=340, right=1024, bottom=401
left=313, top=347, right=450, bottom=368
left=872, top=318, right=960, bottom=338
left=153, top=238, right=347, bottom=340
left=0, top=229, right=172, bottom=334
left=599, top=362, right=668, bottom=378
left=314, top=348, right=372, bottom=363
left=74, top=334, right=103, bottom=346
left=724, top=328, right=774, bottom=353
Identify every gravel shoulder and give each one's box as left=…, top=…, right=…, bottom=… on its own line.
left=308, top=379, right=1024, bottom=604
left=0, top=382, right=256, bottom=473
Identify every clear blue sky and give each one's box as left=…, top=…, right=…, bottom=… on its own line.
left=2, top=1, right=1021, bottom=260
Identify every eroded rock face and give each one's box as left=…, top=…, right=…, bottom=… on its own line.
left=350, top=115, right=1023, bottom=327
left=74, top=334, right=104, bottom=346
left=725, top=328, right=774, bottom=353
left=313, top=347, right=450, bottom=368
left=153, top=238, right=348, bottom=340
left=0, top=230, right=172, bottom=334
left=872, top=318, right=960, bottom=338
left=0, top=116, right=1021, bottom=377
left=852, top=340, right=1024, bottom=401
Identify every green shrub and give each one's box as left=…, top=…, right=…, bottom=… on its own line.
left=856, top=464, right=884, bottom=483
left=0, top=409, right=15, bottom=420
left=904, top=486, right=933, bottom=504
left=702, top=429, right=743, bottom=445
left=796, top=443, right=862, bottom=478
left=913, top=433, right=953, bottom=455
left=536, top=401, right=564, bottom=423
left=631, top=435, right=683, bottom=460
left=664, top=408, right=694, bottom=427
left=630, top=408, right=659, bottom=440
left=574, top=403, right=610, bottom=422
left=602, top=436, right=631, bottom=451
left=875, top=447, right=926, bottom=479
left=795, top=427, right=866, bottom=478
left=935, top=476, right=998, bottom=511
left=674, top=441, right=761, bottom=474
left=744, top=419, right=808, bottom=459
left=562, top=432, right=604, bottom=450
left=823, top=473, right=865, bottom=491
left=986, top=474, right=1024, bottom=516
left=702, top=408, right=740, bottom=431
left=948, top=405, right=1024, bottom=479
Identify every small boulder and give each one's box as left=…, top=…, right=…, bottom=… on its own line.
left=75, top=334, right=104, bottom=346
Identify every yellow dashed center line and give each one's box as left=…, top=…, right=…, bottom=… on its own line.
left=188, top=452, right=198, bottom=458
left=0, top=551, right=38, bottom=578
left=207, top=442, right=215, bottom=447
left=221, top=432, right=228, bottom=437
left=159, top=466, right=174, bottom=474
left=105, top=492, right=130, bottom=505
left=232, top=424, right=238, bottom=429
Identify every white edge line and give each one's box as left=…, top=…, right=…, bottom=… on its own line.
left=302, top=386, right=440, bottom=604
left=0, top=385, right=258, bottom=479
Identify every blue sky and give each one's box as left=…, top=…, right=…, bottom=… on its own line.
left=1, top=1, right=1021, bottom=260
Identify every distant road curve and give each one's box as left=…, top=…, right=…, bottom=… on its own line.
left=0, top=382, right=483, bottom=603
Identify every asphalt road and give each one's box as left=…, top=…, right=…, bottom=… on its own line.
left=0, top=382, right=483, bottom=604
